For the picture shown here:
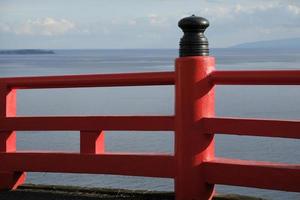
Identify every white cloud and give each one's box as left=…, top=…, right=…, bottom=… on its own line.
left=197, top=2, right=281, bottom=20
left=287, top=4, right=300, bottom=15
left=148, top=14, right=166, bottom=25
left=2, top=17, right=76, bottom=36
left=233, top=3, right=279, bottom=14
left=128, top=19, right=137, bottom=25
left=0, top=22, right=11, bottom=32
left=1, top=0, right=300, bottom=48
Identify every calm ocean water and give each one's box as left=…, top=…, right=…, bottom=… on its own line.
left=0, top=49, right=299, bottom=199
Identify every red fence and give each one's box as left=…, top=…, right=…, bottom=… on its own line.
left=1, top=14, right=300, bottom=200
left=0, top=55, right=299, bottom=200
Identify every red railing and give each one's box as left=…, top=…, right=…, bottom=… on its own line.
left=1, top=13, right=300, bottom=199
left=0, top=56, right=299, bottom=200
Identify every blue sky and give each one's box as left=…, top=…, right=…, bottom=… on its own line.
left=1, top=0, right=300, bottom=49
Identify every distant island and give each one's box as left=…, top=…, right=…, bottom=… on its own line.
left=0, top=49, right=55, bottom=55
left=230, top=37, right=300, bottom=49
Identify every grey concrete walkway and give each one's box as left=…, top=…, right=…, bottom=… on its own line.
left=0, top=184, right=266, bottom=200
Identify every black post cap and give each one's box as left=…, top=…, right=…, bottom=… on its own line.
left=178, top=15, right=209, bottom=57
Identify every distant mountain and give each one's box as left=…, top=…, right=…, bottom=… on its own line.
left=230, top=38, right=300, bottom=49
left=0, top=49, right=55, bottom=55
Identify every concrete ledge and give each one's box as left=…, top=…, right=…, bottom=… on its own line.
left=0, top=184, right=267, bottom=200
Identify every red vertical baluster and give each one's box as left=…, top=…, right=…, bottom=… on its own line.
left=80, top=130, right=105, bottom=154
left=175, top=15, right=215, bottom=200
left=0, top=85, right=26, bottom=190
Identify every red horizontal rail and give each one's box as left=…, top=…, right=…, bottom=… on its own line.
left=1, top=57, right=300, bottom=196
left=210, top=70, right=300, bottom=85
left=202, top=117, right=300, bottom=139
left=0, top=116, right=174, bottom=131
left=0, top=71, right=175, bottom=89
left=203, top=158, right=300, bottom=192
left=0, top=152, right=175, bottom=178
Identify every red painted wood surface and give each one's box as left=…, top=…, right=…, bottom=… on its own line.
left=0, top=116, right=174, bottom=131
left=0, top=62, right=299, bottom=198
left=80, top=130, right=105, bottom=154
left=203, top=158, right=300, bottom=192
left=202, top=117, right=300, bottom=139
left=0, top=172, right=26, bottom=190
left=175, top=56, right=215, bottom=200
left=0, top=152, right=175, bottom=178
left=0, top=71, right=175, bottom=89
left=210, top=70, right=300, bottom=85
left=0, top=86, right=25, bottom=189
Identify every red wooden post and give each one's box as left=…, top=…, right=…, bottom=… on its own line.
left=175, top=16, right=215, bottom=200
left=0, top=85, right=26, bottom=190
left=80, top=131, right=105, bottom=154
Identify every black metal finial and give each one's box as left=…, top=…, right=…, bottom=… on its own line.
left=178, top=15, right=209, bottom=57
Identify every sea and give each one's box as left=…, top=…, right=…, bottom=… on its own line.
left=0, top=49, right=299, bottom=200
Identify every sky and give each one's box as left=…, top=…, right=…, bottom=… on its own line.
left=1, top=0, right=300, bottom=49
